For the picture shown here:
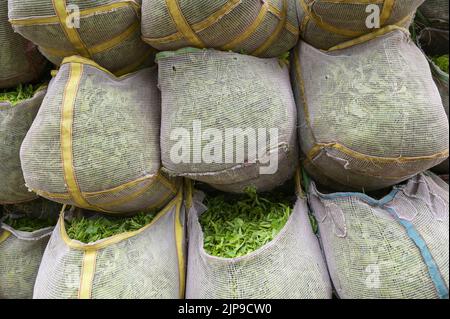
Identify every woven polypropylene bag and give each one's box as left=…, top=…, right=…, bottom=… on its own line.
left=20, top=56, right=178, bottom=214
left=0, top=0, right=47, bottom=89
left=295, top=0, right=424, bottom=50
left=141, top=0, right=299, bottom=58
left=0, top=216, right=54, bottom=299
left=185, top=190, right=332, bottom=299
left=308, top=172, right=449, bottom=299
left=430, top=56, right=449, bottom=175
left=0, top=87, right=47, bottom=204
left=157, top=48, right=298, bottom=193
left=419, top=0, right=449, bottom=29
left=33, top=190, right=186, bottom=299
left=8, top=0, right=154, bottom=75
left=291, top=29, right=449, bottom=191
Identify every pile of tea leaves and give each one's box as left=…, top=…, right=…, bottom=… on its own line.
left=432, top=54, right=449, bottom=74
left=3, top=215, right=55, bottom=232
left=0, top=84, right=43, bottom=106
left=65, top=212, right=157, bottom=243
left=200, top=188, right=293, bottom=259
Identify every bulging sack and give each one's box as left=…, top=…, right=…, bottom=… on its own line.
left=0, top=87, right=47, bottom=204
left=157, top=48, right=298, bottom=193
left=20, top=56, right=178, bottom=214
left=308, top=172, right=449, bottom=299
left=0, top=215, right=55, bottom=299
left=0, top=0, right=47, bottom=89
left=430, top=58, right=449, bottom=175
left=295, top=0, right=424, bottom=50
left=8, top=0, right=154, bottom=75
left=419, top=0, right=449, bottom=29
left=141, top=0, right=299, bottom=58
left=185, top=190, right=332, bottom=299
left=292, top=29, right=449, bottom=191
left=33, top=190, right=186, bottom=299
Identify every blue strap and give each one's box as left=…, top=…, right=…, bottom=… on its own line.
left=386, top=207, right=449, bottom=299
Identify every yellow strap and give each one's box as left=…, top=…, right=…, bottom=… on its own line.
left=221, top=1, right=269, bottom=51
left=60, top=62, right=93, bottom=209
left=307, top=143, right=449, bottom=164
left=165, top=0, right=205, bottom=48
left=89, top=21, right=140, bottom=55
left=380, top=0, right=395, bottom=25
left=327, top=25, right=408, bottom=51
left=184, top=178, right=193, bottom=210
left=252, top=0, right=288, bottom=56
left=0, top=231, right=11, bottom=245
left=78, top=250, right=97, bottom=299
left=174, top=198, right=185, bottom=299
left=52, top=0, right=91, bottom=58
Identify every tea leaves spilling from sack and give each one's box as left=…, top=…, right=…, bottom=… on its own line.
left=3, top=215, right=55, bottom=232
left=433, top=55, right=449, bottom=73
left=200, top=188, right=293, bottom=258
left=0, top=84, right=43, bottom=106
left=66, top=212, right=157, bottom=243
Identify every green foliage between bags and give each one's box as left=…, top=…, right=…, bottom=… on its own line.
left=0, top=84, right=43, bottom=106
left=433, top=55, right=449, bottom=74
left=3, top=215, right=55, bottom=232
left=200, top=188, right=293, bottom=258
left=65, top=212, right=157, bottom=244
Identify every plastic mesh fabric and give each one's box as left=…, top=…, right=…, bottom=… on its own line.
left=0, top=223, right=53, bottom=299
left=141, top=0, right=299, bottom=58
left=291, top=30, right=449, bottom=191
left=157, top=48, right=298, bottom=193
left=0, top=89, right=46, bottom=204
left=429, top=43, right=449, bottom=175
left=419, top=0, right=449, bottom=28
left=296, top=0, right=424, bottom=50
left=185, top=191, right=332, bottom=299
left=33, top=200, right=185, bottom=299
left=20, top=59, right=178, bottom=214
left=8, top=0, right=152, bottom=74
left=0, top=0, right=46, bottom=88
left=308, top=173, right=449, bottom=299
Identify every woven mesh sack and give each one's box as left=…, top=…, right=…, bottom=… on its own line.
left=419, top=0, right=449, bottom=29
left=0, top=87, right=47, bottom=204
left=3, top=197, right=63, bottom=220
left=430, top=51, right=449, bottom=175
left=157, top=48, right=298, bottom=193
left=0, top=215, right=55, bottom=299
left=8, top=0, right=154, bottom=75
left=291, top=28, right=449, bottom=192
left=185, top=186, right=332, bottom=299
left=141, top=0, right=299, bottom=58
left=0, top=0, right=47, bottom=89
left=33, top=190, right=186, bottom=299
left=295, top=0, right=424, bottom=50
left=20, top=56, right=178, bottom=214
left=308, top=172, right=449, bottom=299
